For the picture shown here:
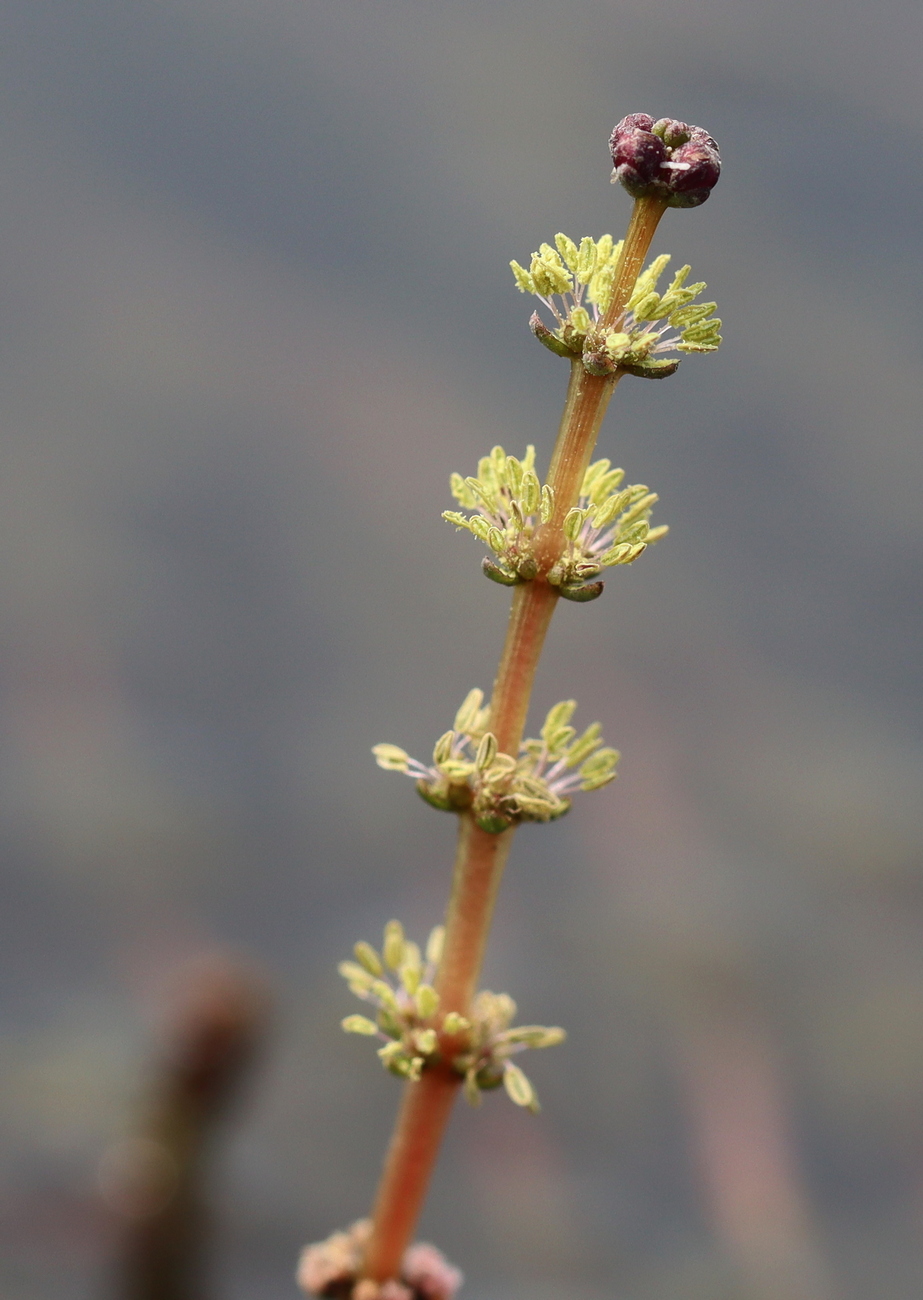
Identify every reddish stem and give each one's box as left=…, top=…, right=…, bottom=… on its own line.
left=489, top=581, right=560, bottom=755
left=363, top=820, right=514, bottom=1282
left=362, top=1065, right=461, bottom=1283
left=360, top=193, right=670, bottom=1285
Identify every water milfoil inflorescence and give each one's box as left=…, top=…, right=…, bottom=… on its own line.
left=339, top=920, right=565, bottom=1111
left=511, top=237, right=721, bottom=376
left=442, top=445, right=666, bottom=598
left=299, top=112, right=725, bottom=1300
left=374, top=692, right=619, bottom=833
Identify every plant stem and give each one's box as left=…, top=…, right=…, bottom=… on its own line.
left=488, top=581, right=560, bottom=755
left=361, top=1063, right=462, bottom=1283
left=437, top=815, right=516, bottom=1017
left=600, top=195, right=669, bottom=332
left=361, top=192, right=669, bottom=1284
left=531, top=363, right=620, bottom=573
left=362, top=821, right=514, bottom=1283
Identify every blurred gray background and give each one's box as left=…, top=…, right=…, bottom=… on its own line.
left=1, top=0, right=921, bottom=1297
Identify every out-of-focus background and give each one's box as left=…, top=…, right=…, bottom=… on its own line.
left=1, top=1, right=921, bottom=1297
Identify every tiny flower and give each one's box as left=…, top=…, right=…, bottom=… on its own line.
left=609, top=114, right=721, bottom=208
left=374, top=691, right=620, bottom=833
left=402, top=1243, right=464, bottom=1300
left=442, top=446, right=668, bottom=595
left=297, top=1219, right=371, bottom=1297
left=297, top=1222, right=462, bottom=1300
left=510, top=237, right=720, bottom=373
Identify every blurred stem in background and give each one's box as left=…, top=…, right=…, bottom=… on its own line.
left=672, top=961, right=834, bottom=1300
left=100, top=956, right=269, bottom=1300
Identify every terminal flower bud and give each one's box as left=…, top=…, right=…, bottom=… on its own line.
left=609, top=114, right=720, bottom=208
left=608, top=112, right=667, bottom=195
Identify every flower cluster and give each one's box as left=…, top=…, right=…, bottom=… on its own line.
left=297, top=1219, right=462, bottom=1300
left=511, top=236, right=721, bottom=376
left=448, top=989, right=565, bottom=1114
left=442, top=444, right=666, bottom=599
left=339, top=921, right=566, bottom=1111
left=373, top=691, right=619, bottom=833
left=609, top=113, right=721, bottom=208
left=339, top=919, right=445, bottom=1082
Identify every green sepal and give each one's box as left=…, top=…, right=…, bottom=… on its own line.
left=475, top=812, right=513, bottom=834
left=474, top=1063, right=505, bottom=1091
left=559, top=580, right=605, bottom=603
left=482, top=557, right=522, bottom=587
left=416, top=780, right=472, bottom=813
left=529, top=311, right=577, bottom=358
left=621, top=357, right=681, bottom=380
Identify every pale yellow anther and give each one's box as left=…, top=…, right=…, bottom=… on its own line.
left=425, top=925, right=445, bottom=967
left=575, top=236, right=598, bottom=283
left=530, top=252, right=572, bottom=297
left=475, top=732, right=498, bottom=771
left=454, top=688, right=485, bottom=734
left=372, top=744, right=410, bottom=772
left=383, top=920, right=405, bottom=970
left=342, top=1015, right=379, bottom=1035
left=503, top=1061, right=538, bottom=1111
left=562, top=508, right=587, bottom=542
left=509, top=260, right=535, bottom=293
left=520, top=470, right=541, bottom=516
left=413, top=1028, right=437, bottom=1056
left=433, top=730, right=455, bottom=766
left=540, top=484, right=554, bottom=523
left=414, top=984, right=440, bottom=1020
left=401, top=962, right=422, bottom=996
left=554, top=232, right=579, bottom=270
left=354, top=942, right=383, bottom=976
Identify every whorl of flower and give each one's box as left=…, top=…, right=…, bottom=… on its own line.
left=446, top=990, right=565, bottom=1114
left=442, top=445, right=666, bottom=599
left=297, top=1219, right=462, bottom=1300
left=609, top=114, right=721, bottom=208
left=373, top=691, right=620, bottom=833
left=338, top=919, right=446, bottom=1082
left=511, top=237, right=721, bottom=376
left=339, top=921, right=566, bottom=1111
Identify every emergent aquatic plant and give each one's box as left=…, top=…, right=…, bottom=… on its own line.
left=298, top=113, right=722, bottom=1300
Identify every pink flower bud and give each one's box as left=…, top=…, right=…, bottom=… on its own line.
left=609, top=115, right=720, bottom=208
left=402, top=1242, right=464, bottom=1300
